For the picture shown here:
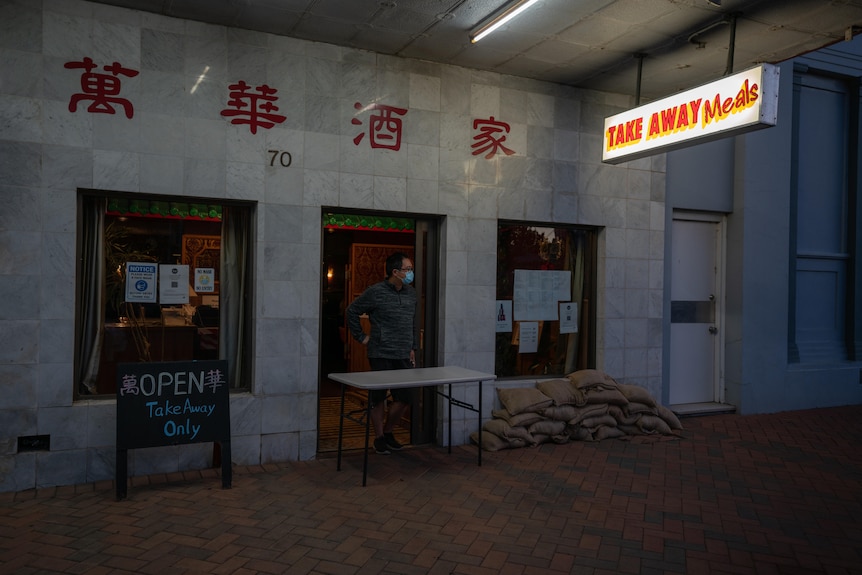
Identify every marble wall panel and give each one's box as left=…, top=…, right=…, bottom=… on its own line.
left=36, top=448, right=87, bottom=488
left=0, top=1, right=671, bottom=491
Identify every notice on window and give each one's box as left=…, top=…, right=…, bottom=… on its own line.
left=495, top=300, right=512, bottom=332
left=517, top=322, right=539, bottom=353
left=559, top=302, right=578, bottom=334
left=159, top=264, right=189, bottom=304
left=195, top=268, right=216, bottom=293
left=125, top=262, right=157, bottom=303
left=513, top=269, right=571, bottom=321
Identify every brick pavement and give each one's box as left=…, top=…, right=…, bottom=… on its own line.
left=1, top=405, right=861, bottom=574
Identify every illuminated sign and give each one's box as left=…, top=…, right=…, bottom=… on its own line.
left=602, top=64, right=779, bottom=164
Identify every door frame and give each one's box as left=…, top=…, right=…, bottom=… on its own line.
left=669, top=210, right=726, bottom=406
left=317, top=208, right=442, bottom=452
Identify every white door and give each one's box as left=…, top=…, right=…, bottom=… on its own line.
left=669, top=214, right=722, bottom=405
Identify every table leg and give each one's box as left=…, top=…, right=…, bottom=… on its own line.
left=478, top=380, right=483, bottom=467
left=362, top=391, right=371, bottom=486
left=448, top=383, right=452, bottom=454
left=337, top=384, right=346, bottom=471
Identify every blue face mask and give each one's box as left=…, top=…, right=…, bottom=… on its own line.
left=403, top=270, right=414, bottom=284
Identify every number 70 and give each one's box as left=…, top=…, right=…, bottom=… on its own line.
left=268, top=150, right=292, bottom=167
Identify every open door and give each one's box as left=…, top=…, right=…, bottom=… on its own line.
left=318, top=211, right=439, bottom=453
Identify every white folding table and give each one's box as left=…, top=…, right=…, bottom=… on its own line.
left=328, top=366, right=497, bottom=486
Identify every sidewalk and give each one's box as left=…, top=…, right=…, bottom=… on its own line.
left=1, top=405, right=861, bottom=574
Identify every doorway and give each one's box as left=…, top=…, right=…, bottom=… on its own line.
left=318, top=210, right=440, bottom=453
left=669, top=212, right=724, bottom=407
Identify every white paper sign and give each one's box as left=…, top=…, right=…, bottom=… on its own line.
left=195, top=267, right=216, bottom=293
left=159, top=264, right=189, bottom=304
left=125, top=262, right=157, bottom=303
left=517, top=322, right=539, bottom=353
left=495, top=300, right=512, bottom=332
left=513, top=269, right=571, bottom=321
left=559, top=302, right=578, bottom=334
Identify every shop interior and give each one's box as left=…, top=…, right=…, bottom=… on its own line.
left=96, top=200, right=222, bottom=394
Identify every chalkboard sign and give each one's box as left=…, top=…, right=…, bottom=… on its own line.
left=115, top=359, right=231, bottom=499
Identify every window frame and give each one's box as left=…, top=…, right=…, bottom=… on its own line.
left=494, top=220, right=598, bottom=379
left=788, top=67, right=862, bottom=363
left=74, top=190, right=255, bottom=398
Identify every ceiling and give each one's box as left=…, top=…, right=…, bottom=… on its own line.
left=91, top=0, right=862, bottom=102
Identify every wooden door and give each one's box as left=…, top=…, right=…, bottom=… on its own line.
left=346, top=243, right=413, bottom=372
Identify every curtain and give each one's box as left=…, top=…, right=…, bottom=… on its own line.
left=220, top=205, right=252, bottom=388
left=564, top=232, right=586, bottom=374
left=76, top=196, right=106, bottom=395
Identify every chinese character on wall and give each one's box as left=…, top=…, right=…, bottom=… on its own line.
left=352, top=101, right=408, bottom=151
left=60, top=54, right=528, bottom=166
left=64, top=57, right=139, bottom=119
left=220, top=81, right=287, bottom=134
left=472, top=116, right=516, bottom=159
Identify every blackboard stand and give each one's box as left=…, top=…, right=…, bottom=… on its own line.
left=117, top=448, right=127, bottom=500
left=115, top=442, right=231, bottom=499
left=115, top=359, right=232, bottom=500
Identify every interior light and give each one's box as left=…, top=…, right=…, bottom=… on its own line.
left=470, top=0, right=542, bottom=43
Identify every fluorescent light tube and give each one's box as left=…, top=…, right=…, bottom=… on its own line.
left=470, top=0, right=542, bottom=43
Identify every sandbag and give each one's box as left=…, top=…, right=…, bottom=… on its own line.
left=536, top=378, right=586, bottom=406
left=497, top=387, right=553, bottom=415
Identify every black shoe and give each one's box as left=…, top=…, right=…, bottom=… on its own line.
left=384, top=432, right=403, bottom=451
left=374, top=437, right=390, bottom=455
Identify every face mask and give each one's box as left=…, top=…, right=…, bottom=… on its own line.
left=403, top=270, right=414, bottom=284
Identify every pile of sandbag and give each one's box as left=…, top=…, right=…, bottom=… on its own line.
left=470, top=369, right=683, bottom=452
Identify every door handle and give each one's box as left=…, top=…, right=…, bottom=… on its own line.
left=708, top=326, right=718, bottom=334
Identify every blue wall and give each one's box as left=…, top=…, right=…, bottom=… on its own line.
left=666, top=37, right=862, bottom=414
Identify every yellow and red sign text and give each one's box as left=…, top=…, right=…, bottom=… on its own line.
left=602, top=64, right=779, bottom=164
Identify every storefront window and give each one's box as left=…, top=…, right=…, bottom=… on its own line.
left=495, top=222, right=597, bottom=378
left=75, top=193, right=254, bottom=396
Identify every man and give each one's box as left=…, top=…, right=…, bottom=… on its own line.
left=346, top=252, right=418, bottom=455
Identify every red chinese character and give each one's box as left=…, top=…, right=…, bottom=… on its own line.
left=64, top=57, right=139, bottom=119
left=352, top=101, right=407, bottom=151
left=472, top=116, right=516, bottom=159
left=220, top=81, right=287, bottom=134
